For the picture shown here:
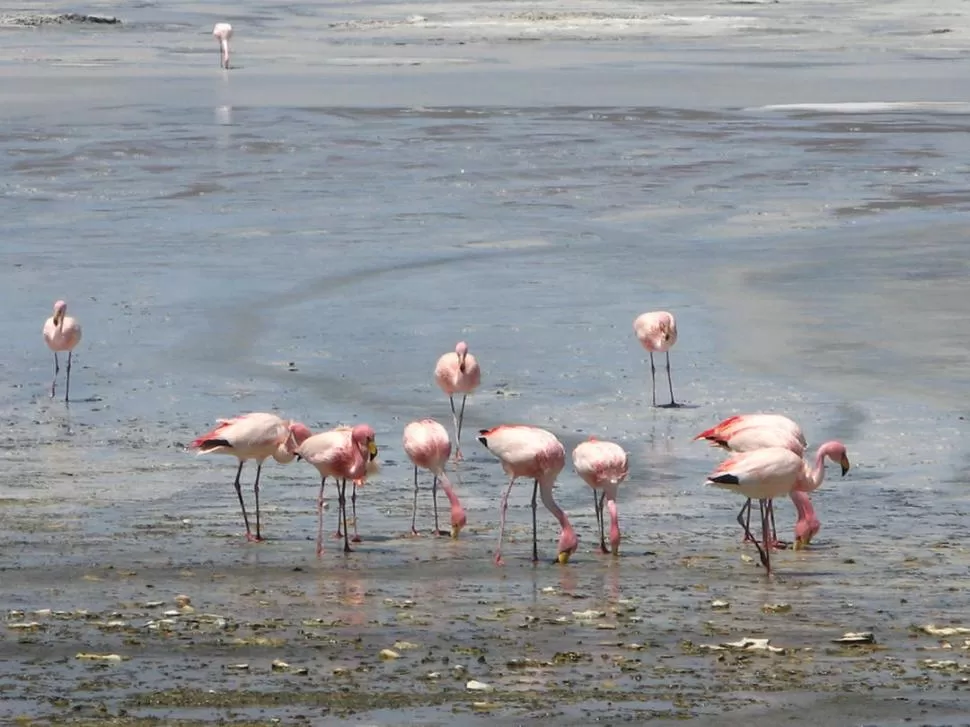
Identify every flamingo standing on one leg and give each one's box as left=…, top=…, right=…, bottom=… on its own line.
left=402, top=418, right=466, bottom=538
left=213, top=22, right=233, bottom=69
left=572, top=437, right=629, bottom=555
left=296, top=424, right=378, bottom=555
left=693, top=413, right=808, bottom=549
left=42, top=300, right=82, bottom=403
left=477, top=425, right=578, bottom=565
left=633, top=311, right=678, bottom=407
left=791, top=489, right=821, bottom=550
left=434, top=341, right=481, bottom=461
left=189, top=413, right=311, bottom=541
left=705, top=441, right=850, bottom=576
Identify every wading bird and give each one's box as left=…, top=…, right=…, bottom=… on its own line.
left=213, top=22, right=233, bottom=69
left=189, top=413, right=311, bottom=541
left=705, top=441, right=849, bottom=576
left=633, top=311, right=678, bottom=407
left=434, top=341, right=481, bottom=460
left=572, top=437, right=629, bottom=555
left=296, top=424, right=378, bottom=555
left=478, top=425, right=577, bottom=565
left=402, top=418, right=466, bottom=538
left=42, top=300, right=82, bottom=402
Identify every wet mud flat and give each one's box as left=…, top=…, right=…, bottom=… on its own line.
left=5, top=495, right=970, bottom=727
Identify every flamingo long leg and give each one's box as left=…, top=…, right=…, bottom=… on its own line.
left=494, top=475, right=516, bottom=565
left=231, top=461, right=253, bottom=541
left=315, top=476, right=327, bottom=558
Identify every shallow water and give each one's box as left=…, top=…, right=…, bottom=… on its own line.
left=1, top=0, right=970, bottom=724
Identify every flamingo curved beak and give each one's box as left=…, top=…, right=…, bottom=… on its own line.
left=368, top=441, right=378, bottom=461
left=839, top=455, right=851, bottom=476
left=450, top=522, right=463, bottom=539
left=793, top=538, right=805, bottom=551
left=557, top=550, right=571, bottom=565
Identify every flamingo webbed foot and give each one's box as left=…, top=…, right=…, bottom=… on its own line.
left=351, top=535, right=362, bottom=544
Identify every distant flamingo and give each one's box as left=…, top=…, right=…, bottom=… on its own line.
left=791, top=489, right=821, bottom=549
left=694, top=413, right=807, bottom=549
left=402, top=419, right=466, bottom=538
left=477, top=425, right=577, bottom=565
left=212, top=22, right=233, bottom=69
left=296, top=424, right=378, bottom=555
left=189, top=413, right=311, bottom=541
left=572, top=437, right=629, bottom=555
left=633, top=311, right=678, bottom=407
left=705, top=441, right=849, bottom=575
left=434, top=341, right=481, bottom=460
left=42, top=300, right=82, bottom=403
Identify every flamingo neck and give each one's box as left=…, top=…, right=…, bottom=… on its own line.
left=800, top=447, right=830, bottom=493
left=606, top=498, right=620, bottom=553
left=220, top=39, right=230, bottom=64
left=538, top=479, right=569, bottom=529
left=435, top=471, right=465, bottom=524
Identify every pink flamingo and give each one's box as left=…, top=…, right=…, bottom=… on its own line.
left=477, top=425, right=578, bottom=565
left=572, top=437, right=629, bottom=555
left=312, top=426, right=379, bottom=544
left=213, top=22, right=233, bottom=69
left=434, top=341, right=481, bottom=461
left=705, top=441, right=849, bottom=575
left=42, top=300, right=82, bottom=403
left=189, top=413, right=311, bottom=541
left=295, top=424, right=378, bottom=555
left=402, top=419, right=467, bottom=538
left=791, top=489, right=821, bottom=549
left=694, top=413, right=807, bottom=549
left=633, top=311, right=678, bottom=407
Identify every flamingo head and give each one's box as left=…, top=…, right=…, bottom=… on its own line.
left=286, top=422, right=313, bottom=453
left=450, top=506, right=467, bottom=539
left=52, top=300, right=67, bottom=326
left=823, top=441, right=851, bottom=476
left=351, top=424, right=378, bottom=461
left=455, top=341, right=469, bottom=373
left=556, top=525, right=579, bottom=565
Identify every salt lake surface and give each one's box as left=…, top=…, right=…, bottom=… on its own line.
left=1, top=0, right=970, bottom=724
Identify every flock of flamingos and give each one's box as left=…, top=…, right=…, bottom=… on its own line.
left=43, top=299, right=851, bottom=577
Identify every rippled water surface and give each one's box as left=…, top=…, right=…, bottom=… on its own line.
left=1, top=0, right=969, bottom=724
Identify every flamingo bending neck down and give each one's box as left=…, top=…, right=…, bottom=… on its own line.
left=693, top=413, right=806, bottom=549
left=572, top=437, right=629, bottom=555
left=478, top=425, right=577, bottom=565
left=403, top=418, right=466, bottom=538
left=790, top=489, right=821, bottom=549
left=705, top=440, right=849, bottom=576
left=296, top=424, right=378, bottom=556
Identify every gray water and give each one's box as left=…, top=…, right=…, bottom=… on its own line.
left=1, top=0, right=970, bottom=724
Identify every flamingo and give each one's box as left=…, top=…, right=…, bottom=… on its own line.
left=477, top=425, right=577, bottom=565
left=633, top=311, right=678, bottom=407
left=694, top=413, right=807, bottom=549
left=402, top=419, right=466, bottom=538
left=791, top=489, right=821, bottom=549
left=189, top=413, right=312, bottom=541
left=42, top=300, right=82, bottom=403
left=319, top=426, right=380, bottom=544
left=434, top=341, right=481, bottom=461
left=296, top=424, right=378, bottom=555
left=572, top=437, right=629, bottom=555
left=212, top=22, right=233, bottom=69
left=705, top=441, right=849, bottom=575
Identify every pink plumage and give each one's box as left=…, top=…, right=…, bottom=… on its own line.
left=42, top=300, right=82, bottom=402
left=297, top=424, right=379, bottom=555
left=706, top=441, right=850, bottom=576
left=694, top=413, right=808, bottom=549
left=633, top=310, right=679, bottom=407
left=402, top=418, right=466, bottom=538
left=572, top=437, right=629, bottom=555
left=477, top=425, right=577, bottom=565
left=212, top=22, right=233, bottom=69
left=790, top=490, right=820, bottom=549
left=189, top=412, right=311, bottom=542
left=434, top=341, right=481, bottom=461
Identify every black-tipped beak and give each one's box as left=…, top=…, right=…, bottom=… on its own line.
left=840, top=456, right=851, bottom=477
left=477, top=436, right=487, bottom=447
